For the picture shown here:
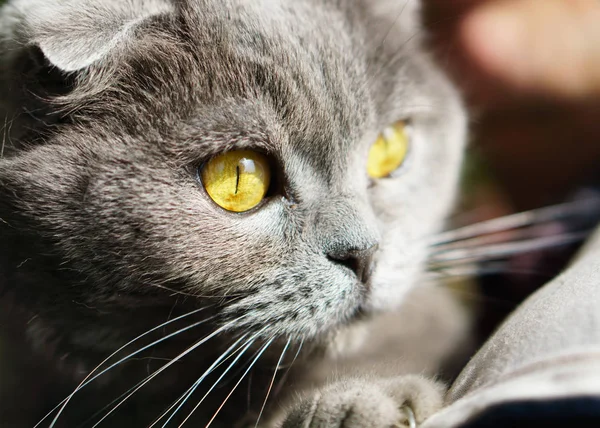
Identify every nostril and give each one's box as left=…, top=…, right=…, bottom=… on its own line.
left=327, top=244, right=378, bottom=284
left=327, top=253, right=361, bottom=277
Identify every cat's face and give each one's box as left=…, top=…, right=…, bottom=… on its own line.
left=0, top=0, right=466, bottom=351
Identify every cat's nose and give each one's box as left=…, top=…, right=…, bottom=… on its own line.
left=327, top=244, right=378, bottom=284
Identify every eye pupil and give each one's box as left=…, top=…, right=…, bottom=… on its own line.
left=201, top=150, right=271, bottom=212
left=367, top=121, right=409, bottom=179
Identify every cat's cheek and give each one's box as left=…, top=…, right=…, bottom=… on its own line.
left=368, top=254, right=428, bottom=311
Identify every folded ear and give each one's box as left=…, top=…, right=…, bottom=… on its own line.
left=4, top=0, right=172, bottom=72
left=0, top=0, right=173, bottom=153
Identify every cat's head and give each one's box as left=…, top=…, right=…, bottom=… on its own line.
left=0, top=0, right=466, bottom=355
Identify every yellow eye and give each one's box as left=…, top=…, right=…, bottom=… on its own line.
left=201, top=150, right=271, bottom=212
left=367, top=121, right=409, bottom=179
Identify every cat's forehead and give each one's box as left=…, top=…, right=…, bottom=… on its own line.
left=184, top=5, right=371, bottom=122
left=168, top=2, right=417, bottom=164
left=54, top=0, right=423, bottom=174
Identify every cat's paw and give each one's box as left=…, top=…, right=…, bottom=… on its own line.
left=280, top=375, right=444, bottom=428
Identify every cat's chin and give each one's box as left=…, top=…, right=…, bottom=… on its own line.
left=320, top=308, right=377, bottom=360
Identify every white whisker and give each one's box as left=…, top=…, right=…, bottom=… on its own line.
left=74, top=316, right=224, bottom=428
left=42, top=306, right=211, bottom=428
left=432, top=226, right=534, bottom=253
left=254, top=337, right=291, bottom=428
left=429, top=232, right=586, bottom=266
left=90, top=319, right=241, bottom=427
left=272, top=338, right=304, bottom=399
left=174, top=331, right=267, bottom=427
left=155, top=332, right=258, bottom=428
left=426, top=263, right=555, bottom=282
left=86, top=335, right=246, bottom=428
left=200, top=337, right=276, bottom=428
left=425, top=263, right=504, bottom=280
left=147, top=282, right=244, bottom=299
left=431, top=198, right=600, bottom=246
left=1, top=114, right=8, bottom=158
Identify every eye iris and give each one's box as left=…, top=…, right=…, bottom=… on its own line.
left=201, top=150, right=271, bottom=212
left=367, top=121, right=409, bottom=179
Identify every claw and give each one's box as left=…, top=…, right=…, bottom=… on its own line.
left=393, top=404, right=416, bottom=428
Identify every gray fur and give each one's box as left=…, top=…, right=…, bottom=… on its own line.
left=282, top=375, right=444, bottom=428
left=0, top=0, right=467, bottom=426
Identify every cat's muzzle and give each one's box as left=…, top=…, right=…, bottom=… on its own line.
left=328, top=244, right=378, bottom=286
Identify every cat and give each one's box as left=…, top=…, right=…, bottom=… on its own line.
left=0, top=0, right=468, bottom=427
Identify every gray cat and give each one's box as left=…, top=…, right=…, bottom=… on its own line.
left=0, top=0, right=468, bottom=427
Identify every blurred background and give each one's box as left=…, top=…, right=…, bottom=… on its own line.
left=423, top=0, right=600, bottom=343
